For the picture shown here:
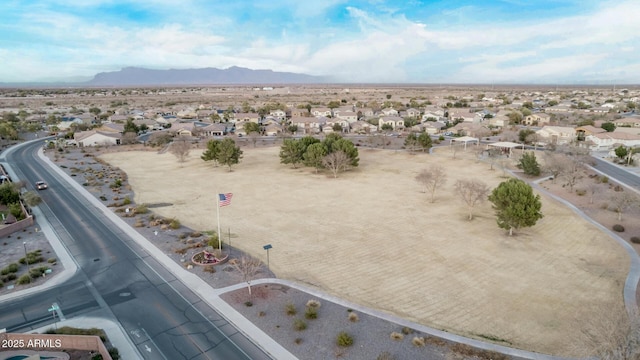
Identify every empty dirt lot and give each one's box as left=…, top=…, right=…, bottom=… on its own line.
left=99, top=145, right=629, bottom=355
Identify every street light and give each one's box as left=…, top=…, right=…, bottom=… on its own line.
left=23, top=242, right=30, bottom=273
left=263, top=244, right=272, bottom=271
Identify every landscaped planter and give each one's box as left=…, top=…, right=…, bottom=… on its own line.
left=191, top=250, right=229, bottom=266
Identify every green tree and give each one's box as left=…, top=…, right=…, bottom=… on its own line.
left=517, top=152, right=541, bottom=176
left=548, top=100, right=559, bottom=106
left=381, top=123, right=393, bottom=132
left=615, top=145, right=628, bottom=160
left=0, top=182, right=20, bottom=205
left=404, top=132, right=418, bottom=151
left=124, top=119, right=139, bottom=134
left=332, top=123, right=343, bottom=132
left=518, top=129, right=536, bottom=143
left=417, top=132, right=433, bottom=152
left=488, top=178, right=543, bottom=236
left=299, top=136, right=320, bottom=149
left=327, top=101, right=341, bottom=109
left=601, top=122, right=616, bottom=132
left=89, top=107, right=101, bottom=115
left=507, top=111, right=523, bottom=125
left=303, top=142, right=327, bottom=173
left=244, top=122, right=261, bottom=134
left=287, top=125, right=298, bottom=134
left=201, top=139, right=222, bottom=166
left=217, top=138, right=243, bottom=171
left=280, top=139, right=306, bottom=168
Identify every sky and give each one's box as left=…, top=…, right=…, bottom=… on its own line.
left=0, top=0, right=639, bottom=84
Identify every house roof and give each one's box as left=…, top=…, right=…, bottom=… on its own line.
left=576, top=125, right=606, bottom=134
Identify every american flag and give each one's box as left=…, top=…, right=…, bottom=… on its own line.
left=218, top=193, right=233, bottom=207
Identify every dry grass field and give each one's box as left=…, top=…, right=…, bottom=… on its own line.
left=100, top=145, right=629, bottom=356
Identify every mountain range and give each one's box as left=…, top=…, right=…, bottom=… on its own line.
left=87, top=66, right=326, bottom=86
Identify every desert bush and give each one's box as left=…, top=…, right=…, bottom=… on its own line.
left=1, top=263, right=19, bottom=275
left=401, top=326, right=413, bottom=335
left=122, top=196, right=131, bottom=205
left=178, top=233, right=188, bottom=240
left=285, top=303, right=297, bottom=316
left=134, top=204, right=148, bottom=214
left=190, top=231, right=202, bottom=238
left=336, top=331, right=353, bottom=347
left=575, top=189, right=586, bottom=196
left=258, top=311, right=266, bottom=317
left=348, top=312, right=359, bottom=322
left=293, top=318, right=307, bottom=331
left=305, top=306, right=318, bottom=320
left=169, top=218, right=181, bottom=229
left=294, top=338, right=303, bottom=345
left=613, top=224, right=625, bottom=232
left=173, top=248, right=187, bottom=255
left=412, top=336, right=425, bottom=347
left=601, top=176, right=609, bottom=183
left=30, top=266, right=49, bottom=278
left=631, top=237, right=640, bottom=244
left=244, top=301, right=253, bottom=307
left=306, top=299, right=321, bottom=308
left=5, top=273, right=17, bottom=281
left=134, top=220, right=145, bottom=228
left=390, top=332, right=404, bottom=341
left=203, top=266, right=216, bottom=273
left=47, top=258, right=57, bottom=264
left=424, top=336, right=447, bottom=346
left=17, top=274, right=31, bottom=284
left=376, top=352, right=395, bottom=360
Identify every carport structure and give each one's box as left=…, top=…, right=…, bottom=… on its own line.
left=487, top=141, right=525, bottom=157
left=450, top=136, right=479, bottom=150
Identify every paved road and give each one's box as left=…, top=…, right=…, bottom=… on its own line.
left=590, top=156, right=640, bottom=193
left=0, top=140, right=271, bottom=360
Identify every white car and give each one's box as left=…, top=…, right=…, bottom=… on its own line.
left=35, top=181, right=48, bottom=190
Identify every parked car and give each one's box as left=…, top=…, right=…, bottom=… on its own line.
left=35, top=181, right=48, bottom=190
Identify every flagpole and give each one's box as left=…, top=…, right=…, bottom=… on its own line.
left=216, top=192, right=222, bottom=252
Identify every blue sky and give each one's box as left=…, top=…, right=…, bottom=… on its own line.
left=0, top=0, right=638, bottom=84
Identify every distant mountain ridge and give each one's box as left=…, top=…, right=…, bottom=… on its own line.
left=87, top=66, right=325, bottom=86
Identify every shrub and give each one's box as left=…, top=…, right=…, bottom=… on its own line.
left=390, top=332, right=404, bottom=341
left=135, top=204, right=148, bottom=214
left=203, top=266, right=216, bottom=273
left=293, top=318, right=307, bottom=331
left=601, top=176, right=609, bottom=183
left=47, top=258, right=57, bottom=264
left=304, top=306, right=318, bottom=320
left=169, top=218, right=181, bottom=229
left=631, top=237, right=640, bottom=244
left=376, top=352, right=395, bottom=360
left=0, top=268, right=9, bottom=276
left=122, top=196, right=131, bottom=205
left=613, top=224, right=625, bottom=232
left=348, top=312, right=359, bottom=322
left=244, top=301, right=253, bottom=307
left=336, top=331, right=353, bottom=347
left=258, top=311, right=266, bottom=317
left=294, top=338, right=303, bottom=345
left=306, top=299, right=321, bottom=308
left=7, top=263, right=19, bottom=272
left=412, top=336, right=426, bottom=347
left=6, top=273, right=16, bottom=281
left=575, top=189, right=586, bottom=196
left=401, top=326, right=413, bottom=335
left=17, top=274, right=31, bottom=284
left=285, top=303, right=297, bottom=316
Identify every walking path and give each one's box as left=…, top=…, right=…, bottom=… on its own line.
left=3, top=139, right=638, bottom=359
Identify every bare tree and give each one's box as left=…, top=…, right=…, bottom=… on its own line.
left=248, top=131, right=260, bottom=148
left=584, top=181, right=602, bottom=205
left=560, top=153, right=586, bottom=192
left=570, top=306, right=640, bottom=360
left=610, top=190, right=639, bottom=221
left=415, top=165, right=447, bottom=203
left=542, top=152, right=565, bottom=183
left=454, top=180, right=490, bottom=220
left=231, top=256, right=262, bottom=299
left=170, top=139, right=191, bottom=164
left=450, top=142, right=463, bottom=159
left=322, top=151, right=349, bottom=178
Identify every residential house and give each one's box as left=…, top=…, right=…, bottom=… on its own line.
left=378, top=116, right=404, bottom=131
left=448, top=110, right=477, bottom=123
left=290, top=117, right=323, bottom=134
left=311, top=107, right=332, bottom=118
left=170, top=122, right=196, bottom=137
left=269, top=109, right=287, bottom=121
left=536, top=126, right=576, bottom=145
left=405, top=108, right=421, bottom=118
left=200, top=123, right=226, bottom=137
left=488, top=114, right=509, bottom=128
left=108, top=114, right=129, bottom=123
left=523, top=113, right=551, bottom=126
left=356, top=108, right=374, bottom=118
left=177, top=108, right=197, bottom=119
left=232, top=113, right=261, bottom=124
left=380, top=107, right=399, bottom=116
left=422, top=121, right=446, bottom=135
left=613, top=117, right=640, bottom=128
left=290, top=108, right=308, bottom=118
left=586, top=132, right=640, bottom=151
left=264, top=124, right=283, bottom=136
left=332, top=106, right=355, bottom=117
left=450, top=123, right=490, bottom=137
left=350, top=121, right=376, bottom=134
left=324, top=118, right=350, bottom=133
left=196, top=109, right=215, bottom=120
left=336, top=111, right=358, bottom=123
left=421, top=109, right=445, bottom=122
left=97, top=123, right=125, bottom=133
left=576, top=125, right=606, bottom=141
left=74, top=130, right=122, bottom=147
left=545, top=104, right=574, bottom=113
